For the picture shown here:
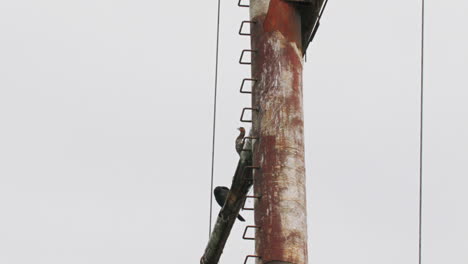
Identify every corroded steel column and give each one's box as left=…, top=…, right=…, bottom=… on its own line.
left=250, top=0, right=307, bottom=263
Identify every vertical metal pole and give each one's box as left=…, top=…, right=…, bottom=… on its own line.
left=250, top=0, right=308, bottom=263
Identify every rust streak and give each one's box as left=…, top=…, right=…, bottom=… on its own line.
left=250, top=1, right=307, bottom=263
left=263, top=0, right=302, bottom=49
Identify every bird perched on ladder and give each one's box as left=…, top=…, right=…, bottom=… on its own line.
left=235, top=127, right=246, bottom=156
left=214, top=186, right=245, bottom=222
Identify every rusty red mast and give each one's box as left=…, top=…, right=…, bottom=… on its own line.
left=199, top=1, right=326, bottom=262
left=249, top=0, right=325, bottom=263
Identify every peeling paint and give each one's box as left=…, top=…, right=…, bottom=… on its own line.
left=250, top=0, right=269, bottom=19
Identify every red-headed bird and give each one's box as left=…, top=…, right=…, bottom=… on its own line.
left=235, top=127, right=246, bottom=156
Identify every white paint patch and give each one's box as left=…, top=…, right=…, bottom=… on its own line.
left=290, top=41, right=303, bottom=63
left=259, top=32, right=304, bottom=138
left=250, top=0, right=269, bottom=19
left=253, top=24, right=308, bottom=261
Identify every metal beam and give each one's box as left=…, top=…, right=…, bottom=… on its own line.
left=200, top=139, right=254, bottom=264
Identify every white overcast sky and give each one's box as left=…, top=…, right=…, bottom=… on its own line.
left=0, top=0, right=467, bottom=263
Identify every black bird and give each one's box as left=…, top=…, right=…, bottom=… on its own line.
left=214, top=186, right=245, bottom=222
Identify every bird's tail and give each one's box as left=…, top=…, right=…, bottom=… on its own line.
left=237, top=214, right=245, bottom=222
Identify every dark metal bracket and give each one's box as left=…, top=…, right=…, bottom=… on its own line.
left=240, top=78, right=257, bottom=94
left=244, top=255, right=261, bottom=264
left=240, top=107, right=259, bottom=123
left=242, top=195, right=262, bottom=211
left=239, top=49, right=256, bottom=65
left=239, top=20, right=256, bottom=36
left=242, top=225, right=260, bottom=240
left=238, top=0, right=250, bottom=7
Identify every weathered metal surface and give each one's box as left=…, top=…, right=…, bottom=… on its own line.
left=264, top=0, right=326, bottom=54
left=250, top=0, right=308, bottom=263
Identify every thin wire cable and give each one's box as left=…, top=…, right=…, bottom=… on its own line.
left=208, top=0, right=222, bottom=238
left=418, top=0, right=425, bottom=263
